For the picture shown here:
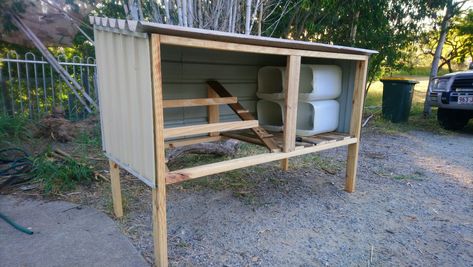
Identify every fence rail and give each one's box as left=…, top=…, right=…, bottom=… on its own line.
left=0, top=51, right=97, bottom=120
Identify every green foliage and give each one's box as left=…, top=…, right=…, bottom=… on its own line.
left=455, top=9, right=473, bottom=63
left=420, top=9, right=473, bottom=72
left=75, top=129, right=101, bottom=149
left=0, top=0, right=29, bottom=33
left=0, top=115, right=31, bottom=144
left=292, top=153, right=342, bottom=174
left=265, top=0, right=451, bottom=83
left=31, top=152, right=93, bottom=194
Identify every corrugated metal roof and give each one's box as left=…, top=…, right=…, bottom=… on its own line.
left=90, top=16, right=378, bottom=56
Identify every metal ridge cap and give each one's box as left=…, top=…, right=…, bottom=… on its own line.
left=89, top=16, right=140, bottom=33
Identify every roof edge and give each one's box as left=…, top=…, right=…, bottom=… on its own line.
left=90, top=16, right=378, bottom=56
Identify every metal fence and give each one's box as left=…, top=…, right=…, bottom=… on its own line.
left=0, top=51, right=97, bottom=120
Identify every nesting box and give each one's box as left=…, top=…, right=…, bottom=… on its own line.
left=91, top=16, right=376, bottom=267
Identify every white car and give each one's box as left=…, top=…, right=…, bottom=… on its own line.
left=427, top=70, right=473, bottom=130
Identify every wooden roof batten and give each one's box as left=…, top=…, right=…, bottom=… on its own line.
left=89, top=16, right=378, bottom=58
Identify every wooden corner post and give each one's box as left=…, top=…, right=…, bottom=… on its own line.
left=151, top=34, right=169, bottom=267
left=281, top=55, right=301, bottom=171
left=109, top=160, right=123, bottom=218
left=345, top=60, right=368, bottom=193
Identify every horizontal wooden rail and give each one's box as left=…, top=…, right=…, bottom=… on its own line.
left=163, top=97, right=237, bottom=108
left=164, top=120, right=259, bottom=139
left=166, top=137, right=357, bottom=184
left=160, top=35, right=369, bottom=61
left=165, top=135, right=224, bottom=148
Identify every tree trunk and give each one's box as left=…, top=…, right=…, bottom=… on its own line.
left=249, top=0, right=261, bottom=32
left=350, top=10, right=360, bottom=45
left=127, top=0, right=140, bottom=20
left=245, top=0, right=252, bottom=34
left=182, top=0, right=188, bottom=27
left=137, top=0, right=144, bottom=20
left=212, top=0, right=222, bottom=30
left=228, top=0, right=234, bottom=32
left=186, top=0, right=193, bottom=27
left=177, top=0, right=183, bottom=26
left=164, top=0, right=171, bottom=24
left=197, top=0, right=203, bottom=28
left=231, top=0, right=238, bottom=32
left=257, top=0, right=263, bottom=36
left=151, top=1, right=162, bottom=23
left=423, top=2, right=453, bottom=117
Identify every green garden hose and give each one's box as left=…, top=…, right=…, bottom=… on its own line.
left=0, top=211, right=33, bottom=235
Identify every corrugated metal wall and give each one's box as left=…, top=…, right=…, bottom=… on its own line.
left=161, top=46, right=354, bottom=133
left=95, top=28, right=156, bottom=187
left=161, top=45, right=286, bottom=128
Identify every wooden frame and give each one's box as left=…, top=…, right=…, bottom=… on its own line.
left=106, top=32, right=370, bottom=267
left=151, top=34, right=168, bottom=267
left=159, top=35, right=369, bottom=61
left=164, top=120, right=259, bottom=138
left=162, top=97, right=237, bottom=108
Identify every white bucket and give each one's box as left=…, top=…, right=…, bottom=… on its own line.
left=257, top=65, right=342, bottom=101
left=256, top=99, right=340, bottom=136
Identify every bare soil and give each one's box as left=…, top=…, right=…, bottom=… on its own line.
left=110, top=126, right=473, bottom=266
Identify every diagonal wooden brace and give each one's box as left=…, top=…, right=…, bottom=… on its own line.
left=206, top=80, right=280, bottom=152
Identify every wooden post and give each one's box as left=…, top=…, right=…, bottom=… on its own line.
left=109, top=160, right=123, bottom=218
left=345, top=60, right=368, bottom=193
left=208, top=87, right=220, bottom=136
left=151, top=34, right=169, bottom=267
left=281, top=55, right=301, bottom=171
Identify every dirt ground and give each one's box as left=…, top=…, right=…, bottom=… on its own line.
left=103, top=126, right=472, bottom=266
left=3, top=123, right=472, bottom=266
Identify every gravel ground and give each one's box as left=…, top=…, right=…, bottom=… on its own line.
left=117, top=127, right=473, bottom=266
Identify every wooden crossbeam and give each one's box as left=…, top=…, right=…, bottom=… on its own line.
left=166, top=137, right=357, bottom=184
left=163, top=97, right=237, bottom=108
left=206, top=80, right=280, bottom=152
left=164, top=120, right=258, bottom=139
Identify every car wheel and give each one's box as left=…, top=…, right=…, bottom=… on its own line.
left=437, top=108, right=469, bottom=130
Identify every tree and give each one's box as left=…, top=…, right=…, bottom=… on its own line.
left=423, top=0, right=468, bottom=116
left=421, top=12, right=473, bottom=73
left=264, top=0, right=450, bottom=94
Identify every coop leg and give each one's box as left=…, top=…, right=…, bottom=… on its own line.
left=151, top=34, right=169, bottom=267
left=345, top=143, right=359, bottom=192
left=152, top=184, right=167, bottom=267
left=344, top=60, right=368, bottom=193
left=280, top=158, right=289, bottom=171
left=109, top=160, right=123, bottom=218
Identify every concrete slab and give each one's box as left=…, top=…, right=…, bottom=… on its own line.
left=0, top=195, right=149, bottom=267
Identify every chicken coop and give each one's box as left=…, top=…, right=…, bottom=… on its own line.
left=91, top=16, right=376, bottom=267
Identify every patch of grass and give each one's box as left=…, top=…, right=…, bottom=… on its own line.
left=176, top=240, right=191, bottom=248
left=0, top=115, right=31, bottom=146
left=292, top=153, right=343, bottom=174
left=31, top=152, right=94, bottom=194
left=73, top=129, right=102, bottom=158
left=392, top=66, right=451, bottom=77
